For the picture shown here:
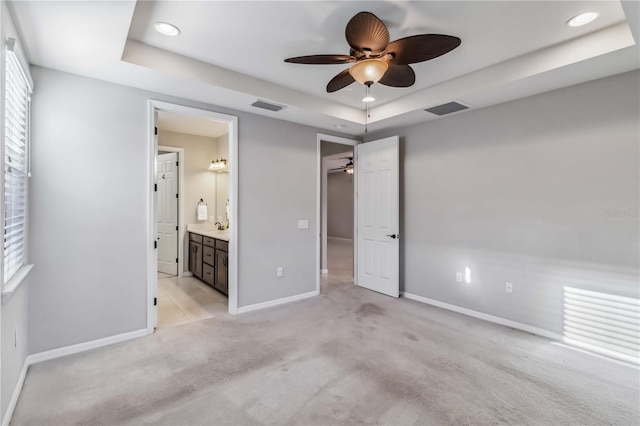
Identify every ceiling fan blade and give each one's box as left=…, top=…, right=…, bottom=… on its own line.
left=386, top=34, right=461, bottom=65
left=345, top=12, right=390, bottom=55
left=378, top=64, right=415, bottom=87
left=285, top=54, right=354, bottom=65
left=327, top=69, right=355, bottom=93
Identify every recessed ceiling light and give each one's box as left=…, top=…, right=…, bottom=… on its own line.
left=154, top=22, right=181, bottom=36
left=334, top=124, right=347, bottom=129
left=566, top=12, right=598, bottom=27
left=362, top=96, right=375, bottom=103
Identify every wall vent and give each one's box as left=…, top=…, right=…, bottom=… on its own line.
left=425, top=101, right=469, bottom=116
left=251, top=100, right=285, bottom=112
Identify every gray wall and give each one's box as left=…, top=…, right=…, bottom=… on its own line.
left=29, top=67, right=323, bottom=353
left=327, top=172, right=354, bottom=239
left=365, top=71, right=640, bottom=335
left=1, top=1, right=30, bottom=419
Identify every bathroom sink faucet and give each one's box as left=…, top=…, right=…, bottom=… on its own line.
left=215, top=222, right=224, bottom=230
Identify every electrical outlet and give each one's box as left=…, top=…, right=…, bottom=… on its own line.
left=506, top=282, right=513, bottom=293
left=298, top=220, right=309, bottom=229
left=456, top=272, right=463, bottom=282
left=209, top=216, right=215, bottom=222
left=277, top=267, right=284, bottom=277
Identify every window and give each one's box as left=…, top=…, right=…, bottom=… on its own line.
left=4, top=38, right=32, bottom=284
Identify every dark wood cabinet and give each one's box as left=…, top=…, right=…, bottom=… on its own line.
left=215, top=249, right=228, bottom=294
left=189, top=240, right=203, bottom=279
left=189, top=232, right=228, bottom=296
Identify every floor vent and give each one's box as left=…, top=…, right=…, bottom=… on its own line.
left=563, top=287, right=639, bottom=365
left=251, top=100, right=285, bottom=112
left=425, top=101, right=469, bottom=116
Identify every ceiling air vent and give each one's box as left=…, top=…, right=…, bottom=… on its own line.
left=251, top=100, right=285, bottom=112
left=425, top=101, right=469, bottom=116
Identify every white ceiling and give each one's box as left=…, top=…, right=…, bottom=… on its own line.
left=157, top=110, right=229, bottom=138
left=9, top=1, right=640, bottom=137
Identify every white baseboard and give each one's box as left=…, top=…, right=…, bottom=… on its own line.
left=2, top=359, right=29, bottom=426
left=2, top=328, right=149, bottom=426
left=320, top=269, right=329, bottom=274
left=237, top=290, right=319, bottom=314
left=401, top=292, right=562, bottom=341
left=27, top=328, right=149, bottom=365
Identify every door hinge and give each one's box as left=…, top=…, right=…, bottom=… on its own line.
left=176, top=257, right=179, bottom=263
left=154, top=183, right=157, bottom=192
left=154, top=297, right=157, bottom=306
left=176, top=161, right=179, bottom=167
left=154, top=127, right=158, bottom=135
left=176, top=193, right=179, bottom=199
left=176, top=225, right=178, bottom=231
left=154, top=241, right=157, bottom=249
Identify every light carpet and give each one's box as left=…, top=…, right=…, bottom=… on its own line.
left=12, top=239, right=639, bottom=425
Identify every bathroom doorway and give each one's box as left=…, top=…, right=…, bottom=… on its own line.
left=148, top=101, right=239, bottom=332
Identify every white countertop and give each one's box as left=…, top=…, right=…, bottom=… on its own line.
left=187, top=224, right=230, bottom=241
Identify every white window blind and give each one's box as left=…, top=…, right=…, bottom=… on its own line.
left=4, top=41, right=32, bottom=284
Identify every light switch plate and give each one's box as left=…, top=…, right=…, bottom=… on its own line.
left=298, top=220, right=309, bottom=229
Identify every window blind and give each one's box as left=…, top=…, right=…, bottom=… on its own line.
left=4, top=44, right=31, bottom=284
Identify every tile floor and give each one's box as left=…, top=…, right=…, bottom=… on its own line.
left=157, top=273, right=227, bottom=329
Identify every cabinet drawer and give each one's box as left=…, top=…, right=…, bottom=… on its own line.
left=202, top=263, right=214, bottom=286
left=189, top=233, right=203, bottom=243
left=216, top=239, right=229, bottom=251
left=203, top=237, right=215, bottom=247
left=203, top=245, right=215, bottom=266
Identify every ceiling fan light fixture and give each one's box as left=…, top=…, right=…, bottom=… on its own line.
left=349, top=59, right=388, bottom=85
left=154, top=22, right=181, bottom=36
left=362, top=96, right=375, bottom=103
left=344, top=159, right=354, bottom=175
left=566, top=12, right=598, bottom=27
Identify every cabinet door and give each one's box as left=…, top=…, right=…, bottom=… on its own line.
left=188, top=241, right=197, bottom=274
left=190, top=241, right=203, bottom=278
left=202, top=263, right=215, bottom=286
left=215, top=249, right=228, bottom=295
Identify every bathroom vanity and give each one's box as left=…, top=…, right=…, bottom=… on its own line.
left=188, top=228, right=229, bottom=296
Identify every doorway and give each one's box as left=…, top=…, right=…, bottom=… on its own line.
left=148, top=101, right=239, bottom=333
left=316, top=134, right=359, bottom=294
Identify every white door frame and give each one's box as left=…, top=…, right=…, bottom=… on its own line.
left=157, top=146, right=185, bottom=277
left=148, top=100, right=239, bottom=334
left=316, top=133, right=360, bottom=294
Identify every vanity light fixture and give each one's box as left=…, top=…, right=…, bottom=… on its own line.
left=208, top=158, right=228, bottom=172
left=566, top=12, right=598, bottom=27
left=154, top=22, right=181, bottom=36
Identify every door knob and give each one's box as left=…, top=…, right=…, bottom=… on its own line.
left=386, top=234, right=398, bottom=239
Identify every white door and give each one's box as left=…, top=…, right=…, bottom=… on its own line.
left=156, top=152, right=179, bottom=275
left=356, top=136, right=399, bottom=297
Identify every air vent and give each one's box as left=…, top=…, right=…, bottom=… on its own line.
left=251, top=100, right=285, bottom=112
left=425, top=101, right=469, bottom=116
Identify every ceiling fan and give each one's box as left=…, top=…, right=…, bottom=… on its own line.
left=284, top=11, right=461, bottom=93
left=329, top=156, right=354, bottom=174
